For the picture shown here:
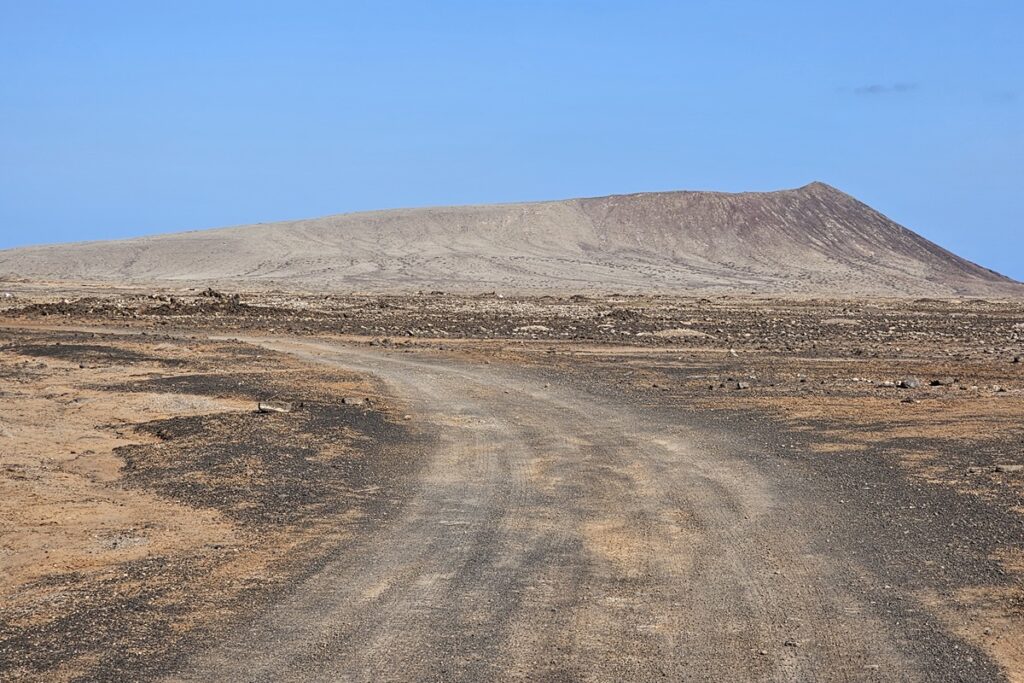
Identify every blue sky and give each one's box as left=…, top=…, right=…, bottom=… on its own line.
left=1, top=1, right=1021, bottom=279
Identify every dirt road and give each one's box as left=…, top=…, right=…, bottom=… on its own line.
left=163, top=339, right=993, bottom=682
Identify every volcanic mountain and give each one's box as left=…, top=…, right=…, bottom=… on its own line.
left=0, top=182, right=1017, bottom=296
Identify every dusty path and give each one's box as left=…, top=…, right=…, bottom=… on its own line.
left=164, top=340, right=961, bottom=682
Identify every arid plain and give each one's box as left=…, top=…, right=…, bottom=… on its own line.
left=1, top=185, right=1023, bottom=681
left=0, top=286, right=1021, bottom=681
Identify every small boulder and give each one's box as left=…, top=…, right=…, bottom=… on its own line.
left=257, top=401, right=291, bottom=414
left=342, top=397, right=366, bottom=406
left=994, top=464, right=1023, bottom=473
left=898, top=378, right=922, bottom=389
left=930, top=377, right=956, bottom=387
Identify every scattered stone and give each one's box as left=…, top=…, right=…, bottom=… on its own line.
left=876, top=381, right=896, bottom=388
left=994, top=464, right=1023, bottom=473
left=784, top=640, right=799, bottom=648
left=734, top=381, right=751, bottom=390
left=513, top=325, right=551, bottom=333
left=257, top=400, right=291, bottom=414
left=898, top=378, right=921, bottom=389
left=1013, top=356, right=1021, bottom=364
left=930, top=377, right=955, bottom=386
left=651, top=328, right=712, bottom=339
left=342, top=397, right=366, bottom=406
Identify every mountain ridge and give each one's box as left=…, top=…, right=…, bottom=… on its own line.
left=1, top=183, right=1018, bottom=297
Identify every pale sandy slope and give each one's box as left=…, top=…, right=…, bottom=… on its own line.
left=0, top=182, right=1018, bottom=296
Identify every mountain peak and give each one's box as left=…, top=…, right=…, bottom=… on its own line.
left=796, top=180, right=845, bottom=196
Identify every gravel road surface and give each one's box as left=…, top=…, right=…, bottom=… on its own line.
left=164, top=339, right=981, bottom=682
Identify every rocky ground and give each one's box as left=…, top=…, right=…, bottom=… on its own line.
left=0, top=325, right=424, bottom=681
left=4, top=285, right=1024, bottom=356
left=0, top=286, right=1022, bottom=681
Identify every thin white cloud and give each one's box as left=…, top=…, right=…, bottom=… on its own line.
left=853, top=83, right=919, bottom=95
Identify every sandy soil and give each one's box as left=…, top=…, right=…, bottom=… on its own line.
left=0, top=328, right=420, bottom=681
